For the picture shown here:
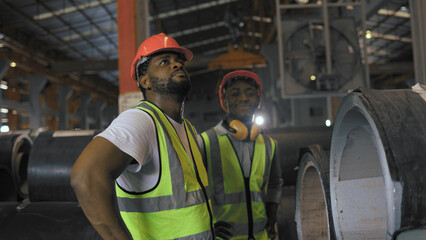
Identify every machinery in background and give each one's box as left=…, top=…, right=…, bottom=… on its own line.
left=281, top=18, right=365, bottom=94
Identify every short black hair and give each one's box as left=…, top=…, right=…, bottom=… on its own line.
left=135, top=56, right=152, bottom=81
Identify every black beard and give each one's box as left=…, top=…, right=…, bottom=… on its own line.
left=151, top=75, right=191, bottom=100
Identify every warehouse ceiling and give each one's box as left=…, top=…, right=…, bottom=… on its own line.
left=0, top=0, right=413, bottom=103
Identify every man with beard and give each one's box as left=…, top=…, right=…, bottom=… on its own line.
left=71, top=33, right=229, bottom=240
left=199, top=70, right=282, bottom=239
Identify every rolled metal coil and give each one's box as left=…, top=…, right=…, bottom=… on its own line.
left=0, top=133, right=33, bottom=201
left=28, top=130, right=100, bottom=202
left=0, top=166, right=14, bottom=201
left=330, top=88, right=426, bottom=239
left=295, top=144, right=336, bottom=240
left=264, top=126, right=333, bottom=186
left=392, top=226, right=426, bottom=240
left=0, top=202, right=102, bottom=240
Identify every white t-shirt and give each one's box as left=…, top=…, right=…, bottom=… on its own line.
left=97, top=108, right=193, bottom=192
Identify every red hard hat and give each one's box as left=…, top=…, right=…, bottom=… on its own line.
left=131, top=33, right=193, bottom=80
left=219, top=70, right=262, bottom=112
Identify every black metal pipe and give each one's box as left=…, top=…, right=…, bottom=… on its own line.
left=0, top=133, right=32, bottom=201
left=27, top=130, right=100, bottom=202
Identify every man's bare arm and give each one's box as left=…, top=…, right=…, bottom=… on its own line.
left=70, top=137, right=134, bottom=240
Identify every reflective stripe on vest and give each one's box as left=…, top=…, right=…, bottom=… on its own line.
left=201, top=128, right=275, bottom=240
left=116, top=101, right=213, bottom=240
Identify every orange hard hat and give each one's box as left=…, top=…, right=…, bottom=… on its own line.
left=219, top=70, right=262, bottom=112
left=131, top=33, right=193, bottom=80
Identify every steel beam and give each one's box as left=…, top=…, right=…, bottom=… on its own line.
left=58, top=86, right=73, bottom=130
left=0, top=59, right=9, bottom=80
left=28, top=75, right=47, bottom=129
left=50, top=60, right=117, bottom=73
left=79, top=94, right=92, bottom=130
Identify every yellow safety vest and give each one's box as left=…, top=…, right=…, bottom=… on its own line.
left=201, top=128, right=275, bottom=240
left=116, top=101, right=213, bottom=240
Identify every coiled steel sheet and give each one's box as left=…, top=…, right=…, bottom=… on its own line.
left=0, top=133, right=32, bottom=201
left=295, top=145, right=335, bottom=240
left=27, top=130, right=99, bottom=202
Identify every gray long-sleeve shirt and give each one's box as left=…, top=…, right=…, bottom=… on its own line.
left=198, top=121, right=283, bottom=204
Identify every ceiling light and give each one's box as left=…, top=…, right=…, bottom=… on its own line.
left=346, top=5, right=354, bottom=11
left=310, top=75, right=316, bottom=81
left=252, top=16, right=272, bottom=23
left=378, top=9, right=410, bottom=18
left=296, top=0, right=310, bottom=3
left=1, top=125, right=10, bottom=133
left=0, top=108, right=9, bottom=113
left=247, top=32, right=263, bottom=38
left=10, top=62, right=17, bottom=68
left=365, top=30, right=372, bottom=39
left=325, top=119, right=331, bottom=127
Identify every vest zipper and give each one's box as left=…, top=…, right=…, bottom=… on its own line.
left=244, top=177, right=255, bottom=239
left=228, top=136, right=256, bottom=239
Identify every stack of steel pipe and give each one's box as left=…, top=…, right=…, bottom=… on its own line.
left=0, top=130, right=102, bottom=239
left=295, top=144, right=336, bottom=240
left=27, top=130, right=100, bottom=202
left=0, top=132, right=32, bottom=201
left=330, top=88, right=426, bottom=239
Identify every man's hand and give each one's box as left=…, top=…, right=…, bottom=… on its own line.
left=214, top=221, right=233, bottom=240
left=265, top=202, right=278, bottom=239
left=265, top=219, right=277, bottom=239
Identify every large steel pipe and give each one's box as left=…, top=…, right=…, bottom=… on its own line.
left=264, top=126, right=333, bottom=186
left=28, top=130, right=99, bottom=202
left=0, top=166, right=14, bottom=201
left=0, top=202, right=101, bottom=240
left=0, top=133, right=33, bottom=201
left=330, top=88, right=426, bottom=239
left=393, top=227, right=426, bottom=240
left=295, top=145, right=335, bottom=240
